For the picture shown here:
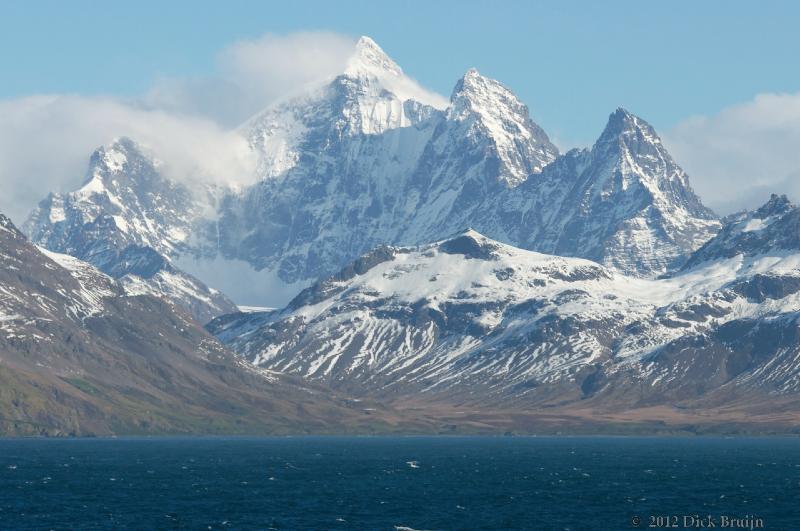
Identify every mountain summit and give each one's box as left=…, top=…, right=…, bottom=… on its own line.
left=27, top=37, right=719, bottom=306
left=345, top=36, right=405, bottom=78
left=524, top=108, right=719, bottom=274
left=24, top=138, right=237, bottom=322
left=447, top=68, right=559, bottom=183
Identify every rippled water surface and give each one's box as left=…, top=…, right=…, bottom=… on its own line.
left=1, top=436, right=798, bottom=529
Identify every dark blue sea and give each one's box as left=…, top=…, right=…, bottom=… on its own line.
left=0, top=436, right=798, bottom=530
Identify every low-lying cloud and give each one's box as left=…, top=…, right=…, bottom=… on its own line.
left=0, top=95, right=258, bottom=223
left=665, top=92, right=800, bottom=215
left=0, top=32, right=361, bottom=224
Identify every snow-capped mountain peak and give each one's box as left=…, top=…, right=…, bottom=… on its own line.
left=92, top=138, right=130, bottom=173
left=591, top=107, right=715, bottom=218
left=32, top=136, right=194, bottom=254
left=445, top=68, right=559, bottom=184
left=345, top=35, right=405, bottom=79
left=597, top=107, right=648, bottom=139
left=75, top=137, right=157, bottom=202
left=507, top=107, right=719, bottom=277
left=339, top=35, right=446, bottom=112
left=22, top=138, right=237, bottom=323
left=449, top=68, right=517, bottom=118
left=594, top=108, right=672, bottom=168
left=246, top=35, right=442, bottom=156
left=90, top=136, right=143, bottom=171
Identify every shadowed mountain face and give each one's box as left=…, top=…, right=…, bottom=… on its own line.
left=208, top=212, right=800, bottom=420
left=0, top=214, right=416, bottom=436
left=26, top=38, right=717, bottom=312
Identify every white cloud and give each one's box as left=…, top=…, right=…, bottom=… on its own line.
left=0, top=33, right=360, bottom=225
left=144, top=31, right=358, bottom=125
left=0, top=31, right=451, bottom=226
left=0, top=95, right=257, bottom=223
left=664, top=92, right=800, bottom=214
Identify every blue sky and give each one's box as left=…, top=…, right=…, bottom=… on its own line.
left=2, top=0, right=798, bottom=146
left=1, top=0, right=800, bottom=222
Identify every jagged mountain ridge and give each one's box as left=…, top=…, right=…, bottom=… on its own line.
left=25, top=138, right=196, bottom=259
left=489, top=108, right=719, bottom=274
left=210, top=39, right=562, bottom=284
left=26, top=36, right=718, bottom=311
left=218, top=41, right=716, bottom=285
left=24, top=138, right=237, bottom=322
left=9, top=34, right=800, bottom=432
left=208, top=197, right=800, bottom=408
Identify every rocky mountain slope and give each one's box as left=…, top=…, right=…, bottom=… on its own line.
left=0, top=213, right=412, bottom=436
left=25, top=37, right=718, bottom=310
left=208, top=197, right=800, bottom=416
left=209, top=39, right=563, bottom=285
left=24, top=138, right=237, bottom=322
left=214, top=41, right=716, bottom=285
left=493, top=108, right=719, bottom=274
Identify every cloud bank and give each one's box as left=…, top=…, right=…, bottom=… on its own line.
left=665, top=92, right=800, bottom=215
left=144, top=31, right=359, bottom=126
left=0, top=32, right=361, bottom=224
left=0, top=95, right=259, bottom=222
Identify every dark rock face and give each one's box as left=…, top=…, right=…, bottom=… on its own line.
left=643, top=314, right=800, bottom=398
left=754, top=193, right=794, bottom=219
left=104, top=245, right=168, bottom=278
left=439, top=233, right=500, bottom=260
left=731, top=274, right=800, bottom=302
left=682, top=194, right=800, bottom=270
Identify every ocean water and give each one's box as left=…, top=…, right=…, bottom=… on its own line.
left=0, top=436, right=798, bottom=530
